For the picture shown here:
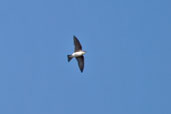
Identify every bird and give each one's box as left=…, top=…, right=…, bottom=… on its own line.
left=67, top=36, right=86, bottom=72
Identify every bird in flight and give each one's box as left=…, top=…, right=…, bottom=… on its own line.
left=67, top=36, right=86, bottom=72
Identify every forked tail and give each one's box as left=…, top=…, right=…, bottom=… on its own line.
left=67, top=55, right=73, bottom=62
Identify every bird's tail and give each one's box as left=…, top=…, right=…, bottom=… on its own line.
left=67, top=55, right=73, bottom=62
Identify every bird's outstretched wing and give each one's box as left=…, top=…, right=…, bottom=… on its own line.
left=73, top=36, right=82, bottom=52
left=76, top=56, right=84, bottom=72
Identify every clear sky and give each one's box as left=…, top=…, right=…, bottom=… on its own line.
left=0, top=0, right=171, bottom=114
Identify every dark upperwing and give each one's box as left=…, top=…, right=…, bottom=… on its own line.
left=76, top=56, right=84, bottom=72
left=73, top=36, right=82, bottom=52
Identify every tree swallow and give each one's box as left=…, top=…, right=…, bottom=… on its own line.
left=67, top=36, right=86, bottom=72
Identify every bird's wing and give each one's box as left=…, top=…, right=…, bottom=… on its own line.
left=76, top=56, right=84, bottom=72
left=73, top=36, right=82, bottom=52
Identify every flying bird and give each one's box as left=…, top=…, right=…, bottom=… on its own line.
left=67, top=36, right=86, bottom=72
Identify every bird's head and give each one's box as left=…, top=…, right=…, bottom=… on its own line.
left=83, top=50, right=86, bottom=54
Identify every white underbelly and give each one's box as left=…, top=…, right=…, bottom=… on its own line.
left=72, top=51, right=84, bottom=57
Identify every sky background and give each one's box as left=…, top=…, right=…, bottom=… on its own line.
left=0, top=0, right=171, bottom=114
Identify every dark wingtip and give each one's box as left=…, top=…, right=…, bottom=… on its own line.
left=73, top=35, right=77, bottom=39
left=80, top=69, right=83, bottom=73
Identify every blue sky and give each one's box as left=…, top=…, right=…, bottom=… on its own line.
left=0, top=0, right=171, bottom=114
